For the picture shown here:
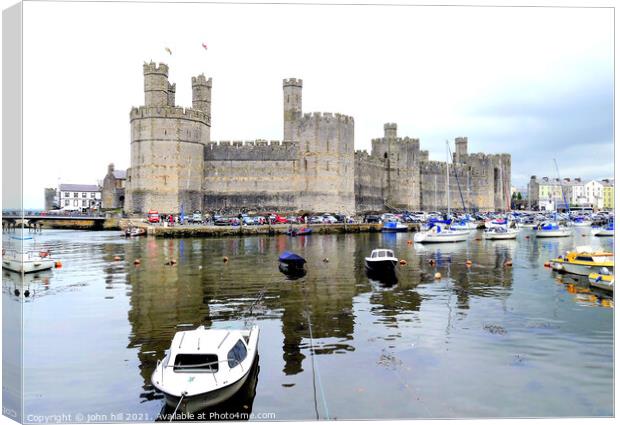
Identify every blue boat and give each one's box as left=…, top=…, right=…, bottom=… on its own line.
left=286, top=227, right=313, bottom=236
left=382, top=220, right=408, bottom=232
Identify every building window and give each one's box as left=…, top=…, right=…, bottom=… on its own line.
left=64, top=192, right=70, bottom=198
left=73, top=200, right=78, bottom=206
left=64, top=200, right=69, bottom=206
left=82, top=200, right=87, bottom=207
left=74, top=192, right=78, bottom=198
left=91, top=193, right=95, bottom=198
left=82, top=192, right=87, bottom=198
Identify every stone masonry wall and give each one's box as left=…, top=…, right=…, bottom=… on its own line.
left=354, top=151, right=385, bottom=212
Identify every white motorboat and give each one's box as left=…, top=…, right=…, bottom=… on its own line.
left=152, top=325, right=259, bottom=414
left=549, top=246, right=614, bottom=276
left=484, top=219, right=508, bottom=229
left=414, top=222, right=469, bottom=243
left=2, top=249, right=55, bottom=273
left=365, top=249, right=398, bottom=273
left=535, top=222, right=571, bottom=238
left=482, top=226, right=519, bottom=240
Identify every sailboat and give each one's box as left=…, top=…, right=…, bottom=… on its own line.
left=414, top=141, right=469, bottom=243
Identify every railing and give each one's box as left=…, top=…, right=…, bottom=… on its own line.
left=160, top=357, right=246, bottom=387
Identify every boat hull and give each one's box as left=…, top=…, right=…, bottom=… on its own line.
left=2, top=258, right=54, bottom=273
left=592, top=229, right=614, bottom=236
left=483, top=231, right=518, bottom=240
left=413, top=230, right=469, bottom=243
left=365, top=259, right=397, bottom=274
left=552, top=261, right=614, bottom=276
left=535, top=230, right=571, bottom=238
left=588, top=273, right=614, bottom=292
left=163, top=365, right=253, bottom=413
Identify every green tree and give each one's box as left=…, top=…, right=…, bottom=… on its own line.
left=517, top=192, right=522, bottom=200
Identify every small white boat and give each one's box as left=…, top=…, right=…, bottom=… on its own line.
left=484, top=219, right=508, bottom=229
left=482, top=226, right=519, bottom=240
left=152, top=325, right=259, bottom=413
left=2, top=249, right=55, bottom=273
left=516, top=221, right=537, bottom=229
left=591, top=221, right=614, bottom=236
left=571, top=219, right=592, bottom=227
left=382, top=220, right=408, bottom=232
left=365, top=249, right=398, bottom=273
left=535, top=222, right=571, bottom=238
left=413, top=222, right=469, bottom=243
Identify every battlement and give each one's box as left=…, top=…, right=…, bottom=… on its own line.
left=143, top=61, right=168, bottom=75
left=355, top=150, right=384, bottom=165
left=205, top=139, right=299, bottom=161
left=130, top=106, right=210, bottom=125
left=283, top=78, right=303, bottom=87
left=192, top=74, right=213, bottom=87
left=384, top=123, right=397, bottom=130
left=300, top=111, right=354, bottom=124
left=371, top=136, right=420, bottom=145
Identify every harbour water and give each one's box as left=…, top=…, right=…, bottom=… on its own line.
left=5, top=228, right=613, bottom=420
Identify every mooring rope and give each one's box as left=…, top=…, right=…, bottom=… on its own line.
left=304, top=310, right=330, bottom=420
left=170, top=392, right=187, bottom=421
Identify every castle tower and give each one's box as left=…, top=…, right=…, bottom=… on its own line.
left=143, top=62, right=170, bottom=107
left=192, top=74, right=212, bottom=115
left=384, top=123, right=397, bottom=139
left=125, top=62, right=211, bottom=215
left=283, top=78, right=302, bottom=142
left=454, top=137, right=468, bottom=163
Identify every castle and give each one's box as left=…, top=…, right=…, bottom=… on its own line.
left=123, top=62, right=510, bottom=215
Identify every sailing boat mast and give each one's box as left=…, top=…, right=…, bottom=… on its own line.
left=446, top=140, right=450, bottom=217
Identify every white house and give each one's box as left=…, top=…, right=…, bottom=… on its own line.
left=584, top=180, right=604, bottom=210
left=58, top=184, right=102, bottom=212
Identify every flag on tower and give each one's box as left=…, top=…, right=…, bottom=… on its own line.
left=201, top=42, right=208, bottom=51
left=165, top=47, right=172, bottom=55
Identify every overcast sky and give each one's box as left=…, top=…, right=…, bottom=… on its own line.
left=20, top=1, right=613, bottom=208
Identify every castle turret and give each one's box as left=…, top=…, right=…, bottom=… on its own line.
left=143, top=62, right=169, bottom=107
left=384, top=123, right=397, bottom=139
left=283, top=78, right=302, bottom=141
left=192, top=74, right=212, bottom=114
left=167, top=82, right=176, bottom=107
left=455, top=137, right=468, bottom=163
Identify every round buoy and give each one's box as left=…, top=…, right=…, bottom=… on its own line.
left=134, top=259, right=141, bottom=265
left=54, top=260, right=62, bottom=268
left=323, top=258, right=329, bottom=263
left=14, top=289, right=19, bottom=296
left=223, top=256, right=229, bottom=263
left=171, top=259, right=177, bottom=265
left=428, top=259, right=435, bottom=266
left=24, top=290, right=30, bottom=297
left=544, top=262, right=550, bottom=268
left=525, top=236, right=530, bottom=239
left=504, top=260, right=512, bottom=267
left=399, top=259, right=407, bottom=265
left=407, top=240, right=413, bottom=245
left=466, top=260, right=472, bottom=267
left=434, top=272, right=442, bottom=280
left=114, top=256, right=121, bottom=261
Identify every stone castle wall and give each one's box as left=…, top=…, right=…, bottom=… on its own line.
left=203, top=141, right=300, bottom=211
left=354, top=151, right=385, bottom=212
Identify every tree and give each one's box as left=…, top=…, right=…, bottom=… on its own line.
left=517, top=192, right=522, bottom=200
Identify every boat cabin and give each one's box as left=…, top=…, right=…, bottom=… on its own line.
left=370, top=249, right=395, bottom=259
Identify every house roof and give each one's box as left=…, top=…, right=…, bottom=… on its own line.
left=59, top=184, right=100, bottom=192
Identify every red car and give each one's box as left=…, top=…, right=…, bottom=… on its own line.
left=147, top=210, right=160, bottom=223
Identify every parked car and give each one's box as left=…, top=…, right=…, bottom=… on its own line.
left=214, top=216, right=230, bottom=226
left=310, top=216, right=324, bottom=224
left=241, top=215, right=254, bottom=225
left=365, top=214, right=381, bottom=223
left=286, top=216, right=299, bottom=224
left=147, top=210, right=160, bottom=223
left=191, top=211, right=203, bottom=224
left=253, top=216, right=266, bottom=225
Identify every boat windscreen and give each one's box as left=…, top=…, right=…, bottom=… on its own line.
left=173, top=354, right=219, bottom=372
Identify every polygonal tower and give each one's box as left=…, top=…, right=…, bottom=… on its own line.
left=283, top=78, right=302, bottom=142
left=125, top=62, right=211, bottom=215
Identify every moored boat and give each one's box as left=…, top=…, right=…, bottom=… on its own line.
left=591, top=221, right=614, bottom=237
left=364, top=248, right=398, bottom=273
left=123, top=226, right=146, bottom=237
left=278, top=251, right=306, bottom=274
left=413, top=221, right=469, bottom=243
left=549, top=246, right=614, bottom=276
left=2, top=249, right=55, bottom=274
left=535, top=221, right=571, bottom=238
left=151, top=325, right=260, bottom=414
left=588, top=268, right=614, bottom=292
left=286, top=227, right=312, bottom=237
left=482, top=226, right=519, bottom=240
left=382, top=220, right=408, bottom=232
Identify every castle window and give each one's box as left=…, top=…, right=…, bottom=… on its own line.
left=384, top=152, right=388, bottom=159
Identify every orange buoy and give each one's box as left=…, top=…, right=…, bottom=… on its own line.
left=113, top=256, right=121, bottom=261
left=407, top=240, right=413, bottom=245
left=134, top=259, right=141, bottom=265
left=399, top=259, right=407, bottom=265
left=544, top=262, right=550, bottom=268
left=504, top=260, right=513, bottom=267
left=54, top=260, right=62, bottom=268
left=434, top=272, right=442, bottom=280
left=223, top=256, right=229, bottom=263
